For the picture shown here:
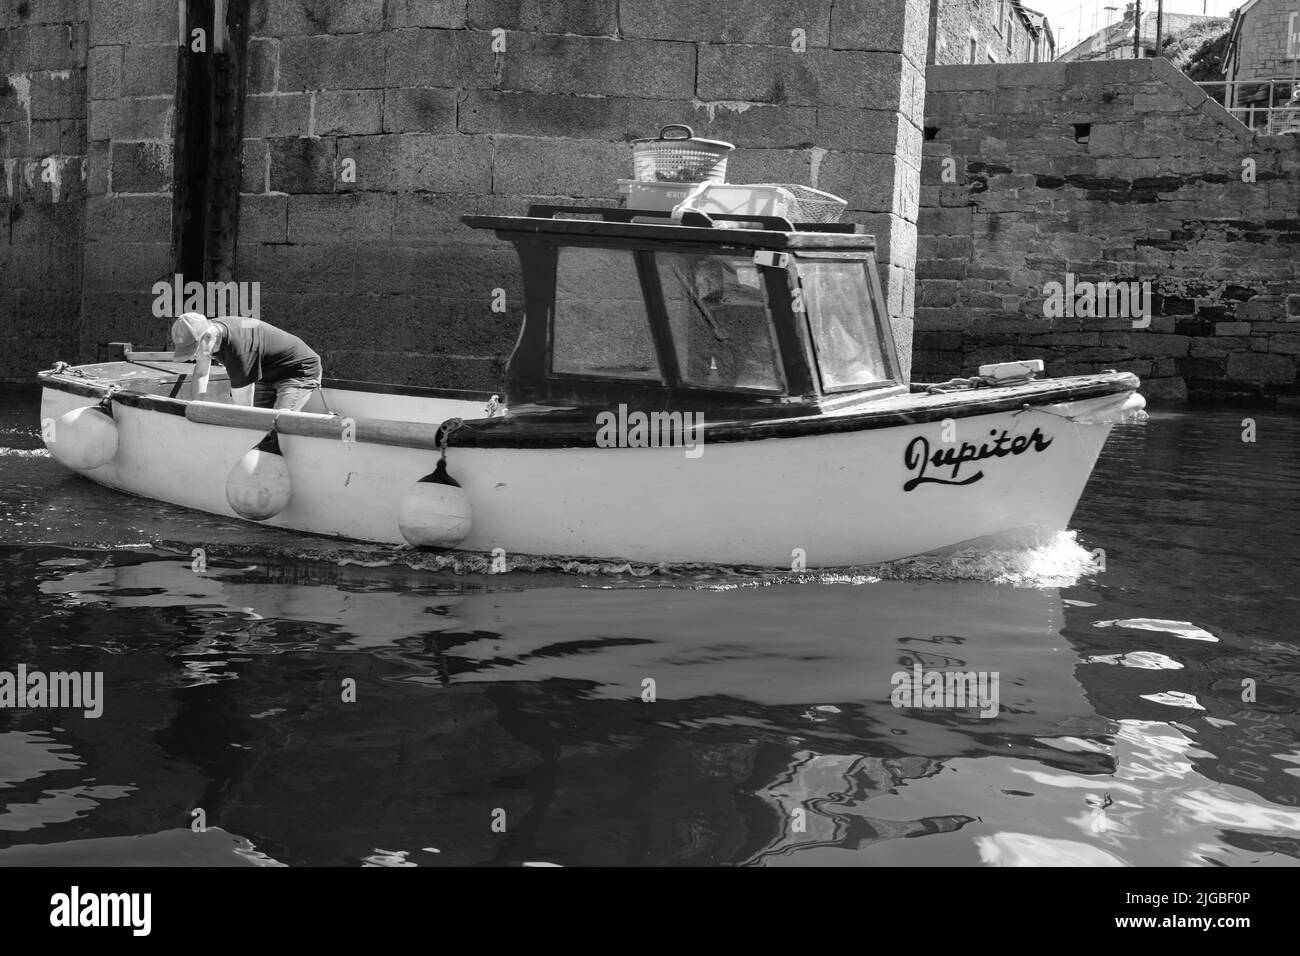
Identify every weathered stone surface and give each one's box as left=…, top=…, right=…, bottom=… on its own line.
left=18, top=0, right=926, bottom=389
left=268, top=137, right=336, bottom=193
left=397, top=133, right=493, bottom=193
left=249, top=0, right=385, bottom=36
left=334, top=134, right=401, bottom=191
left=698, top=45, right=903, bottom=109
left=239, top=194, right=288, bottom=242
left=315, top=89, right=383, bottom=136
left=622, top=0, right=828, bottom=46
left=1141, top=377, right=1189, bottom=402
left=385, top=88, right=458, bottom=134
left=287, top=193, right=395, bottom=243
left=280, top=34, right=385, bottom=91
left=500, top=34, right=696, bottom=100
left=122, top=44, right=174, bottom=97
left=388, top=0, right=466, bottom=29
left=470, top=0, right=619, bottom=36
left=1225, top=353, right=1296, bottom=384
left=916, top=59, right=1300, bottom=403
left=244, top=94, right=311, bottom=138
left=110, top=141, right=171, bottom=192
left=247, top=39, right=278, bottom=94
left=492, top=135, right=628, bottom=198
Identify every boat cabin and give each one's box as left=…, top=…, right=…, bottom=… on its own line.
left=463, top=205, right=903, bottom=415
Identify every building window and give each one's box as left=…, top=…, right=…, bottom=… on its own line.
left=970, top=37, right=978, bottom=64
left=997, top=0, right=1006, bottom=33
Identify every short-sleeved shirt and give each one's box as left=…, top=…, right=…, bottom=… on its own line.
left=213, top=319, right=321, bottom=389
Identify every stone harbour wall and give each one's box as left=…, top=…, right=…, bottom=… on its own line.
left=7, top=3, right=1300, bottom=407
left=0, top=0, right=88, bottom=381
left=78, top=0, right=175, bottom=368
left=230, top=0, right=929, bottom=387
left=3, top=0, right=932, bottom=388
left=917, top=58, right=1300, bottom=404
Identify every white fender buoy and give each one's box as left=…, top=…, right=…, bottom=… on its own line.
left=48, top=403, right=118, bottom=471
left=226, top=430, right=291, bottom=521
left=398, top=459, right=473, bottom=549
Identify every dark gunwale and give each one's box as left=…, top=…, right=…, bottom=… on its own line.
left=37, top=367, right=1140, bottom=449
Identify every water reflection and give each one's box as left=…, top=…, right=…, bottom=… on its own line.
left=2, top=549, right=1291, bottom=865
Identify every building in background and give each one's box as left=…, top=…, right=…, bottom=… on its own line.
left=1059, top=2, right=1220, bottom=62
left=1221, top=0, right=1300, bottom=131
left=928, top=0, right=1056, bottom=65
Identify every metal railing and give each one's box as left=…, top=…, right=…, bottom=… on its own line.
left=1197, top=79, right=1300, bottom=134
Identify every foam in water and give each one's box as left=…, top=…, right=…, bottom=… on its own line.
left=147, top=529, right=1099, bottom=590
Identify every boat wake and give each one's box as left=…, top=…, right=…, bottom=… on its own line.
left=141, top=529, right=1101, bottom=590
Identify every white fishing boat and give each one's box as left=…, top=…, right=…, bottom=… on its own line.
left=38, top=202, right=1144, bottom=569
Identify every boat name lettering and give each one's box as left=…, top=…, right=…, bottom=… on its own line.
left=903, top=427, right=1053, bottom=492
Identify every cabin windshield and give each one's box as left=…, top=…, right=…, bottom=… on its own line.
left=552, top=247, right=663, bottom=380
left=550, top=245, right=785, bottom=393
left=798, top=259, right=893, bottom=390
left=655, top=253, right=784, bottom=392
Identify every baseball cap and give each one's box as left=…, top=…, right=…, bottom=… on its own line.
left=170, top=312, right=210, bottom=359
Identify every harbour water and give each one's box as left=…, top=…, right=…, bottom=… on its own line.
left=0, top=387, right=1297, bottom=866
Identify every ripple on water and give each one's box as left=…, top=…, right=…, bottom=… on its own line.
left=1093, top=619, right=1219, bottom=642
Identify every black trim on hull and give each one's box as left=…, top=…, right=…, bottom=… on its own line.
left=433, top=373, right=1141, bottom=448
left=40, top=367, right=1140, bottom=450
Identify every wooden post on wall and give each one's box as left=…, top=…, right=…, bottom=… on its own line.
left=170, top=0, right=250, bottom=289
left=205, top=0, right=249, bottom=283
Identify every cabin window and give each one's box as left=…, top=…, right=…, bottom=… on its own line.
left=552, top=247, right=662, bottom=381
left=655, top=253, right=785, bottom=392
left=798, top=259, right=892, bottom=391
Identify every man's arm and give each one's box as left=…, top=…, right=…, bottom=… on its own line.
left=193, top=351, right=212, bottom=399
left=191, top=326, right=221, bottom=399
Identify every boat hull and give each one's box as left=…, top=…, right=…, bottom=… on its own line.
left=39, top=371, right=1143, bottom=568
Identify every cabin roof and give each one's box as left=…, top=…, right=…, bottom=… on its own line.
left=462, top=204, right=877, bottom=251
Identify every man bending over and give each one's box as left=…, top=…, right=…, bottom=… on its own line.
left=170, top=313, right=322, bottom=412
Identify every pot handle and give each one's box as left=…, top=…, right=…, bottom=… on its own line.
left=658, top=124, right=695, bottom=140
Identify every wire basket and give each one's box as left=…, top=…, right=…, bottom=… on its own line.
left=778, top=184, right=848, bottom=223
left=631, top=124, right=734, bottom=184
